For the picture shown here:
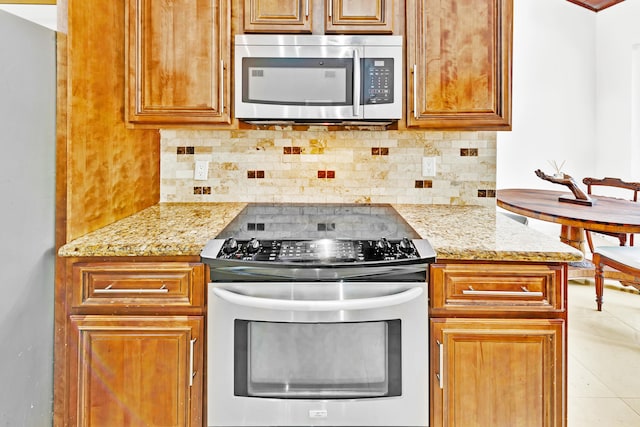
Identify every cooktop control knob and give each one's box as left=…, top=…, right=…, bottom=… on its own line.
left=399, top=237, right=415, bottom=255
left=222, top=237, right=239, bottom=255
left=246, top=238, right=261, bottom=254
left=371, top=238, right=391, bottom=259
left=376, top=237, right=391, bottom=251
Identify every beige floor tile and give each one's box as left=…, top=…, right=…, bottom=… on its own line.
left=601, top=283, right=640, bottom=330
left=568, top=282, right=640, bottom=398
left=623, top=398, right=640, bottom=416
left=568, top=354, right=616, bottom=398
left=568, top=397, right=640, bottom=427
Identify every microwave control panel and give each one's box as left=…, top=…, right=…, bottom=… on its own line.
left=362, top=58, right=394, bottom=105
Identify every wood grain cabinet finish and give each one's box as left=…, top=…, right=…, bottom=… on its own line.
left=63, top=260, right=206, bottom=427
left=406, top=0, right=513, bottom=129
left=68, top=316, right=203, bottom=427
left=244, top=0, right=312, bottom=33
left=325, top=0, right=393, bottom=34
left=71, top=262, right=205, bottom=312
left=430, top=262, right=567, bottom=427
left=126, top=0, right=231, bottom=124
left=430, top=263, right=564, bottom=316
left=243, top=0, right=392, bottom=34
left=431, top=319, right=564, bottom=427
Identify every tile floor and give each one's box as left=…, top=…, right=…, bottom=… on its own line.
left=568, top=278, right=640, bottom=426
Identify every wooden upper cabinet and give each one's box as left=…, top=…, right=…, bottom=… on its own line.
left=244, top=0, right=312, bottom=33
left=126, top=0, right=231, bottom=124
left=406, top=0, right=513, bottom=130
left=325, top=0, right=393, bottom=34
left=242, top=0, right=392, bottom=34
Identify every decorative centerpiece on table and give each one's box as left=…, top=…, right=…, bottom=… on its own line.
left=534, top=163, right=594, bottom=206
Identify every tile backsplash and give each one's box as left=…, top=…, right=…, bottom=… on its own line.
left=160, top=129, right=496, bottom=206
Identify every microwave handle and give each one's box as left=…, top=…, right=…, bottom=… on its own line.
left=212, top=287, right=423, bottom=311
left=353, top=49, right=361, bottom=116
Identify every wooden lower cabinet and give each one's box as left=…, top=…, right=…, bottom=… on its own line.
left=57, top=259, right=206, bottom=427
left=431, top=319, right=564, bottom=427
left=68, top=316, right=203, bottom=427
left=430, top=262, right=567, bottom=427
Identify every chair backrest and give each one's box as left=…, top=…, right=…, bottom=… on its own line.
left=582, top=177, right=640, bottom=202
left=582, top=177, right=640, bottom=250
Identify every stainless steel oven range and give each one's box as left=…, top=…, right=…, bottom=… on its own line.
left=201, top=204, right=436, bottom=427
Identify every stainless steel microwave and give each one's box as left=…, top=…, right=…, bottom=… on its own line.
left=234, top=35, right=403, bottom=125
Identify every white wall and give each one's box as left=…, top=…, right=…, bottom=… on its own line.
left=596, top=1, right=640, bottom=181
left=497, top=0, right=640, bottom=236
left=497, top=0, right=597, bottom=235
left=497, top=0, right=597, bottom=190
left=0, top=10, right=56, bottom=426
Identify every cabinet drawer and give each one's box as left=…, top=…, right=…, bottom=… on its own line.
left=72, top=262, right=205, bottom=310
left=430, top=263, right=564, bottom=315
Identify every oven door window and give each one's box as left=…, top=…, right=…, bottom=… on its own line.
left=241, top=58, right=353, bottom=106
left=234, top=320, right=401, bottom=399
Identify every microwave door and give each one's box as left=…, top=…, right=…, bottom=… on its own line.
left=236, top=45, right=364, bottom=120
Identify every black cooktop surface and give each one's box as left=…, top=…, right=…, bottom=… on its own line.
left=215, top=203, right=420, bottom=241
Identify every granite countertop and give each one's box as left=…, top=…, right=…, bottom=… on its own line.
left=58, top=202, right=583, bottom=262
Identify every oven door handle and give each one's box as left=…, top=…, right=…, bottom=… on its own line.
left=212, top=287, right=423, bottom=311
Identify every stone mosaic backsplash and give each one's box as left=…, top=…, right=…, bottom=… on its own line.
left=160, top=129, right=497, bottom=206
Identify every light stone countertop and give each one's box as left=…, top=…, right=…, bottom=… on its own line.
left=58, top=203, right=247, bottom=257
left=58, top=202, right=583, bottom=262
left=393, top=204, right=583, bottom=262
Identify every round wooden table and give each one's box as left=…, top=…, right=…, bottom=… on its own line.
left=497, top=188, right=640, bottom=278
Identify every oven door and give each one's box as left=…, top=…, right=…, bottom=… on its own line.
left=207, top=282, right=428, bottom=427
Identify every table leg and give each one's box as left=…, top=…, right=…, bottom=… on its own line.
left=560, top=225, right=595, bottom=279
left=560, top=225, right=586, bottom=253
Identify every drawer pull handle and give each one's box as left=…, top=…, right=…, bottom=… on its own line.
left=462, top=286, right=543, bottom=297
left=94, top=284, right=169, bottom=294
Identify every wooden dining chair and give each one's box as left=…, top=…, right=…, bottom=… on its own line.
left=592, top=246, right=640, bottom=311
left=582, top=177, right=640, bottom=253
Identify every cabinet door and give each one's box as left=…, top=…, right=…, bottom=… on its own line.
left=431, top=319, right=565, bottom=427
left=126, top=0, right=230, bottom=124
left=407, top=0, right=512, bottom=130
left=244, top=0, right=312, bottom=33
left=325, top=0, right=393, bottom=34
left=69, top=316, right=203, bottom=427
